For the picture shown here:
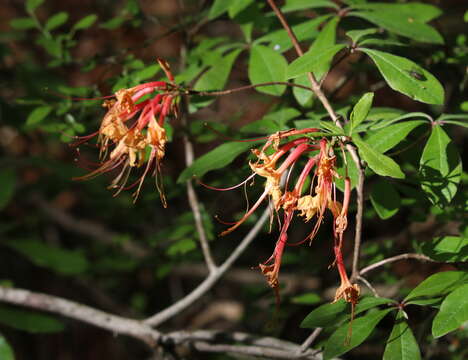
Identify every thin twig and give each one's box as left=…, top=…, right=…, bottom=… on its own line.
left=359, top=253, right=434, bottom=276
left=181, top=97, right=217, bottom=273
left=351, top=167, right=365, bottom=281
left=192, top=81, right=314, bottom=96
left=356, top=275, right=379, bottom=297
left=0, top=286, right=160, bottom=346
left=144, top=208, right=270, bottom=327
left=298, top=328, right=322, bottom=354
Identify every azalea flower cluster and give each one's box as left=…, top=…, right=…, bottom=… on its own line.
left=74, top=59, right=177, bottom=206
left=217, top=129, right=359, bottom=307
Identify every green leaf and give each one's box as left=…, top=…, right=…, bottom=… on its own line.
left=365, top=120, right=426, bottom=153
left=370, top=179, right=401, bottom=219
left=72, top=14, right=97, bottom=30
left=0, top=335, right=15, bottom=360
left=167, top=238, right=197, bottom=256
left=346, top=28, right=378, bottom=44
left=421, top=236, right=468, bottom=263
left=45, top=12, right=69, bottom=31
left=0, top=170, right=16, bottom=210
left=287, top=44, right=344, bottom=79
left=36, top=36, right=62, bottom=57
left=132, top=63, right=161, bottom=83
left=349, top=92, right=374, bottom=134
left=323, top=308, right=393, bottom=360
left=291, top=293, right=321, bottom=305
left=228, top=0, right=253, bottom=18
left=26, top=0, right=44, bottom=13
left=240, top=108, right=300, bottom=134
left=361, top=48, right=444, bottom=105
left=443, top=120, right=468, bottom=128
left=25, top=106, right=52, bottom=127
left=301, top=299, right=348, bottom=328
left=405, top=271, right=468, bottom=303
left=195, top=49, right=241, bottom=91
left=349, top=3, right=442, bottom=23
left=7, top=239, right=89, bottom=275
left=177, top=141, right=261, bottom=183
left=248, top=45, right=287, bottom=96
left=255, top=16, right=329, bottom=53
left=383, top=311, right=421, bottom=360
left=293, top=74, right=314, bottom=107
left=353, top=135, right=405, bottom=179
left=208, top=0, right=233, bottom=20
left=319, top=121, right=345, bottom=135
left=10, top=17, right=37, bottom=30
left=350, top=11, right=443, bottom=44
left=432, top=283, right=468, bottom=338
left=301, top=296, right=393, bottom=328
left=0, top=306, right=64, bottom=333
left=283, top=0, right=338, bottom=12
left=419, top=125, right=462, bottom=207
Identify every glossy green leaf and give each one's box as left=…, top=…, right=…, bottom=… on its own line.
left=349, top=3, right=442, bottom=23
left=240, top=108, right=300, bottom=134
left=291, top=293, right=321, bottom=305
left=248, top=45, right=287, bottom=96
left=45, top=12, right=68, bottom=31
left=178, top=141, right=261, bottom=183
left=208, top=0, right=233, bottom=19
left=349, top=92, right=374, bottom=134
left=0, top=306, right=64, bottom=333
left=383, top=311, right=421, bottom=360
left=432, top=283, right=468, bottom=338
left=282, top=0, right=338, bottom=12
left=0, top=170, right=16, bottom=211
left=370, top=179, right=401, bottom=219
left=301, top=296, right=392, bottom=328
left=323, top=308, right=393, bottom=360
left=353, top=135, right=405, bottom=179
left=287, top=45, right=344, bottom=79
left=361, top=48, right=444, bottom=105
left=351, top=11, right=443, bottom=44
left=301, top=299, right=347, bottom=328
left=25, top=106, right=53, bottom=127
left=346, top=28, right=378, bottom=44
left=421, top=236, right=468, bottom=263
left=72, top=14, right=97, bottom=30
left=195, top=49, right=241, bottom=91
left=132, top=63, right=161, bottom=83
left=0, top=335, right=14, bottom=360
left=319, top=121, right=345, bottom=135
left=405, top=271, right=468, bottom=302
left=10, top=17, right=37, bottom=30
left=228, top=0, right=252, bottom=18
left=419, top=125, right=462, bottom=207
left=255, top=16, right=329, bottom=53
left=26, top=0, right=44, bottom=13
left=365, top=120, right=426, bottom=153
left=293, top=74, right=314, bottom=107
left=443, top=120, right=468, bottom=128
left=7, top=239, right=89, bottom=275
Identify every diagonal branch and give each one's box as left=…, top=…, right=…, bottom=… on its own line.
left=359, top=253, right=434, bottom=276
left=144, top=208, right=270, bottom=327
left=0, top=286, right=160, bottom=346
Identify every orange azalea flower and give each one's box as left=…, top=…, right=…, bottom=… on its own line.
left=211, top=129, right=358, bottom=306
left=74, top=60, right=177, bottom=205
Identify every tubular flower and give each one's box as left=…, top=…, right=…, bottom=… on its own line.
left=212, top=129, right=358, bottom=306
left=73, top=59, right=177, bottom=205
